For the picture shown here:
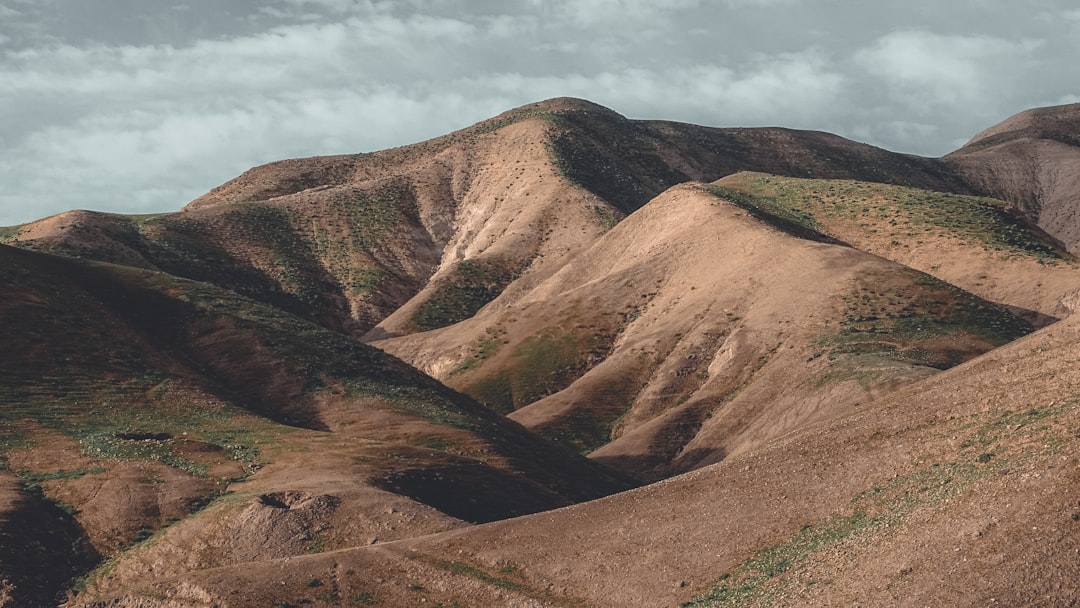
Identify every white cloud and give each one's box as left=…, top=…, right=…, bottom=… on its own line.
left=855, top=30, right=1044, bottom=109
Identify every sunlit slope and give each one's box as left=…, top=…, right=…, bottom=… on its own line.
left=374, top=183, right=1032, bottom=479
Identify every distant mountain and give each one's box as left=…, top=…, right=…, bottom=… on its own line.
left=946, top=102, right=1080, bottom=254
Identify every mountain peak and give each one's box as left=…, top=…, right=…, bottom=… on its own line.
left=961, top=101, right=1080, bottom=149
left=511, top=96, right=621, bottom=115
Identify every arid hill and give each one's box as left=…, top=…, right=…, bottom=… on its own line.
left=0, top=244, right=630, bottom=606
left=946, top=102, right=1080, bottom=254
left=373, top=182, right=1034, bottom=480
left=75, top=279, right=1080, bottom=608
left=2, top=97, right=981, bottom=344
left=1, top=98, right=1079, bottom=606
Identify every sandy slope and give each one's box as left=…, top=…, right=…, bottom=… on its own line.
left=375, top=184, right=1030, bottom=479
left=88, top=305, right=1080, bottom=608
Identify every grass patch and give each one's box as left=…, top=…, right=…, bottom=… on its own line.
left=349, top=266, right=388, bottom=295
left=700, top=185, right=842, bottom=245
left=412, top=259, right=525, bottom=331
left=16, top=467, right=106, bottom=490
left=462, top=328, right=600, bottom=414
left=714, top=172, right=1072, bottom=263
left=0, top=225, right=21, bottom=243
left=816, top=269, right=1032, bottom=373
left=448, top=328, right=503, bottom=376
left=345, top=182, right=407, bottom=249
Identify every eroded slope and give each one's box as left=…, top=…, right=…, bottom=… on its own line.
left=0, top=244, right=632, bottom=604
left=374, top=184, right=1032, bottom=480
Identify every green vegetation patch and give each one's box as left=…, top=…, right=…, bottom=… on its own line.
left=463, top=327, right=605, bottom=415
left=449, top=327, right=503, bottom=376
left=227, top=204, right=325, bottom=305
left=536, top=371, right=646, bottom=455
left=412, top=259, right=526, bottom=331
left=16, top=467, right=106, bottom=490
left=700, top=185, right=841, bottom=245
left=715, top=172, right=1071, bottom=263
left=348, top=266, right=388, bottom=296
left=0, top=225, right=22, bottom=243
left=817, top=269, right=1032, bottom=372
left=346, top=182, right=408, bottom=249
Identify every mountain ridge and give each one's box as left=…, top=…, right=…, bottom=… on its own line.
left=2, top=97, right=1080, bottom=606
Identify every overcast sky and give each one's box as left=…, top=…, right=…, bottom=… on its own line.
left=1, top=0, right=1077, bottom=226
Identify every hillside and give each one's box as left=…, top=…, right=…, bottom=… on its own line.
left=3, top=97, right=982, bottom=346
left=946, top=102, right=1080, bottom=254
left=0, top=244, right=631, bottom=606
left=711, top=172, right=1080, bottom=325
left=373, top=183, right=1032, bottom=479
left=0, top=98, right=1079, bottom=606
left=75, top=284, right=1080, bottom=608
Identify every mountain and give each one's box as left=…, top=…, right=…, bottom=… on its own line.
left=0, top=243, right=631, bottom=606
left=76, top=293, right=1080, bottom=608
left=946, top=102, right=1080, bottom=254
left=373, top=182, right=1033, bottom=480
left=1, top=98, right=1079, bottom=606
left=3, top=97, right=979, bottom=345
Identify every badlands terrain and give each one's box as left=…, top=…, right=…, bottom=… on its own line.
left=1, top=97, right=1079, bottom=606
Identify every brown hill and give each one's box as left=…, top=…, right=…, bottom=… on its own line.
left=1, top=98, right=1078, bottom=606
left=372, top=182, right=1032, bottom=480
left=81, top=298, right=1080, bottom=608
left=946, top=102, right=1080, bottom=254
left=0, top=244, right=631, bottom=605
left=711, top=172, right=1080, bottom=326
left=3, top=98, right=980, bottom=346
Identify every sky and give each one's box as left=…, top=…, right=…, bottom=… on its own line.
left=1, top=0, right=1078, bottom=226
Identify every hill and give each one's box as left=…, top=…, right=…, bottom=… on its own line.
left=75, top=284, right=1080, bottom=608
left=1, top=98, right=1079, bottom=605
left=946, top=102, right=1080, bottom=254
left=373, top=182, right=1033, bottom=480
left=2, top=97, right=981, bottom=346
left=0, top=244, right=631, bottom=606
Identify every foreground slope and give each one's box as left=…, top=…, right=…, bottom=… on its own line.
left=946, top=102, right=1080, bottom=254
left=92, top=299, right=1080, bottom=607
left=374, top=183, right=1032, bottom=479
left=0, top=244, right=631, bottom=606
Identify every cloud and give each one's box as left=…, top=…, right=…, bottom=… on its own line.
left=2, top=1, right=1079, bottom=225
left=855, top=30, right=1044, bottom=109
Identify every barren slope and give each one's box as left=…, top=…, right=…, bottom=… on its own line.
left=0, top=244, right=632, bottom=604
left=374, top=184, right=1032, bottom=479
left=88, top=297, right=1080, bottom=608
left=946, top=102, right=1080, bottom=254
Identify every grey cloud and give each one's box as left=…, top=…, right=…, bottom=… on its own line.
left=1, top=0, right=1078, bottom=225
